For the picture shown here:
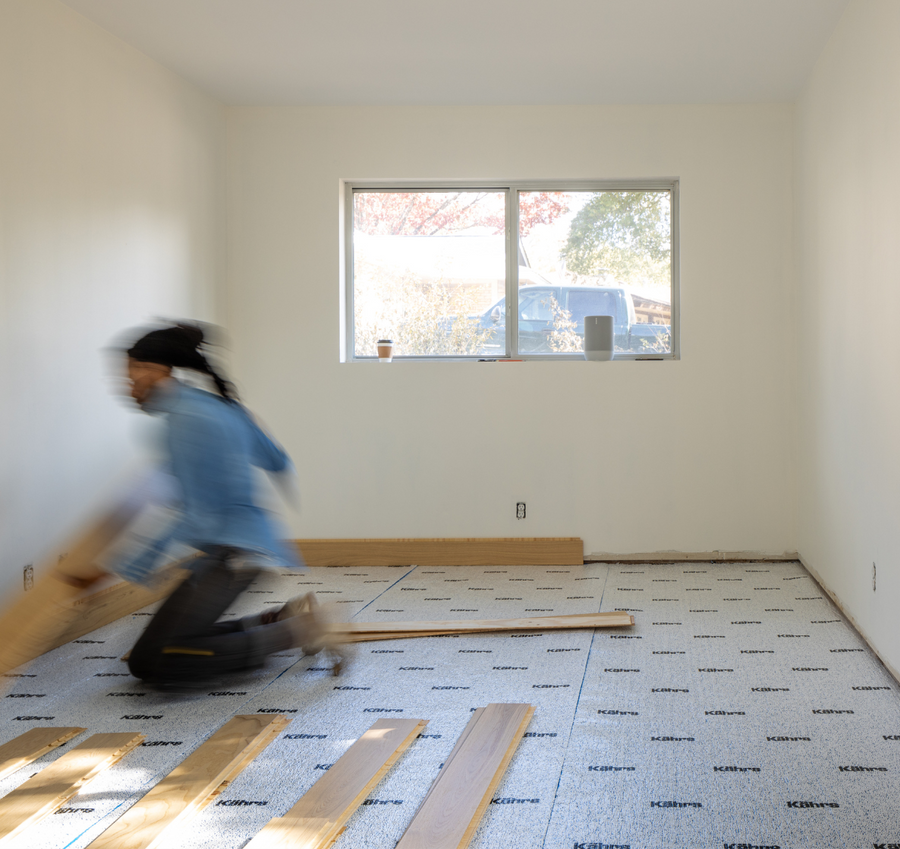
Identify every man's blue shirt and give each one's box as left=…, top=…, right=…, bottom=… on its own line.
left=116, top=379, right=302, bottom=583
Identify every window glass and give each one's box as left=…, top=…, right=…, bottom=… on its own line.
left=352, top=190, right=505, bottom=357
left=346, top=183, right=677, bottom=360
left=519, top=290, right=554, bottom=321
left=518, top=190, right=672, bottom=355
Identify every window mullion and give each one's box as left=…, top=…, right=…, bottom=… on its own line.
left=506, top=187, right=518, bottom=358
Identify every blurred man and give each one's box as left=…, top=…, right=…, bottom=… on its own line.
left=113, top=322, right=333, bottom=685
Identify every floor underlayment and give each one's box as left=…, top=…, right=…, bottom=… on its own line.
left=3, top=560, right=900, bottom=849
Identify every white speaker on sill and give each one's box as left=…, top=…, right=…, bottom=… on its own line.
left=584, top=315, right=615, bottom=361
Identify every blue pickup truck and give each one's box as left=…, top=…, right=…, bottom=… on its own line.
left=477, top=284, right=670, bottom=355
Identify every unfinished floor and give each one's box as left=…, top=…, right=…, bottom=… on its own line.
left=2, top=561, right=899, bottom=849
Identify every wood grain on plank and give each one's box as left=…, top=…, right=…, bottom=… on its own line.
left=0, top=472, right=170, bottom=681
left=0, top=731, right=144, bottom=844
left=396, top=704, right=533, bottom=849
left=335, top=611, right=634, bottom=643
left=247, top=718, right=427, bottom=849
left=245, top=817, right=335, bottom=849
left=294, top=538, right=583, bottom=567
left=0, top=727, right=86, bottom=782
left=459, top=706, right=534, bottom=848
left=414, top=710, right=483, bottom=814
left=87, top=714, right=290, bottom=849
left=53, top=567, right=187, bottom=650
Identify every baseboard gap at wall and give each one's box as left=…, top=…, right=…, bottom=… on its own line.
left=799, top=555, right=900, bottom=688
left=583, top=550, right=800, bottom=564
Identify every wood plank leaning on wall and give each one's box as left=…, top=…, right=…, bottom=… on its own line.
left=294, top=538, right=584, bottom=567
left=0, top=470, right=182, bottom=685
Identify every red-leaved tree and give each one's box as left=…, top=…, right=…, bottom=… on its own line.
left=354, top=191, right=567, bottom=237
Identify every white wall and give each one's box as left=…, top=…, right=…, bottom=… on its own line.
left=0, top=0, right=224, bottom=600
left=226, top=105, right=796, bottom=557
left=796, top=0, right=900, bottom=673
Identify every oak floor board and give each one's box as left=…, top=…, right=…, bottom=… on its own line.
left=0, top=731, right=144, bottom=845
left=52, top=566, right=187, bottom=651
left=200, top=715, right=291, bottom=808
left=294, top=537, right=583, bottom=567
left=414, top=709, right=483, bottom=814
left=86, top=714, right=290, bottom=849
left=336, top=611, right=634, bottom=642
left=0, top=472, right=174, bottom=682
left=0, top=727, right=86, bottom=782
left=395, top=704, right=533, bottom=849
left=458, top=705, right=534, bottom=848
left=247, top=718, right=427, bottom=849
left=245, top=817, right=335, bottom=849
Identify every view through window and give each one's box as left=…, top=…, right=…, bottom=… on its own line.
left=349, top=184, right=676, bottom=359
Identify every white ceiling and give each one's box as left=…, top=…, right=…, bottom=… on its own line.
left=59, top=0, right=850, bottom=106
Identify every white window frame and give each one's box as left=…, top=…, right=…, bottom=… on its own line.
left=342, top=179, right=680, bottom=362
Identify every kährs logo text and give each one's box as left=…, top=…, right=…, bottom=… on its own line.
left=651, top=801, right=701, bottom=808
left=786, top=801, right=839, bottom=808
left=571, top=843, right=630, bottom=848
left=721, top=844, right=781, bottom=848
left=589, top=766, right=635, bottom=772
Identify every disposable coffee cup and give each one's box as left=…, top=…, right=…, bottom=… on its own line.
left=377, top=339, right=393, bottom=362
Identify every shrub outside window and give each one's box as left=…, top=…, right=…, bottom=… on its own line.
left=345, top=181, right=678, bottom=360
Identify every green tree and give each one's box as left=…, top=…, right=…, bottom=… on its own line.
left=562, top=191, right=670, bottom=287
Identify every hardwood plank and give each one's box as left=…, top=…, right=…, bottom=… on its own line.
left=395, top=704, right=532, bottom=849
left=200, top=716, right=290, bottom=807
left=294, top=538, right=583, bottom=567
left=52, top=566, right=187, bottom=650
left=87, top=714, right=290, bottom=849
left=459, top=706, right=534, bottom=848
left=414, top=710, right=483, bottom=813
left=0, top=727, right=86, bottom=782
left=0, top=731, right=144, bottom=844
left=245, top=817, right=335, bottom=849
left=340, top=612, right=634, bottom=633
left=0, top=472, right=166, bottom=681
left=247, top=718, right=427, bottom=849
left=335, top=611, right=634, bottom=643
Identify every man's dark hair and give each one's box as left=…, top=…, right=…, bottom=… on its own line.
left=126, top=323, right=238, bottom=402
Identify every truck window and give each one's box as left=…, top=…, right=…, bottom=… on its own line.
left=519, top=290, right=554, bottom=322
left=566, top=289, right=619, bottom=324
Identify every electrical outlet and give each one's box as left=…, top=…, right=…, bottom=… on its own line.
left=23, top=564, right=34, bottom=592
left=516, top=502, right=526, bottom=520
left=873, top=562, right=876, bottom=592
